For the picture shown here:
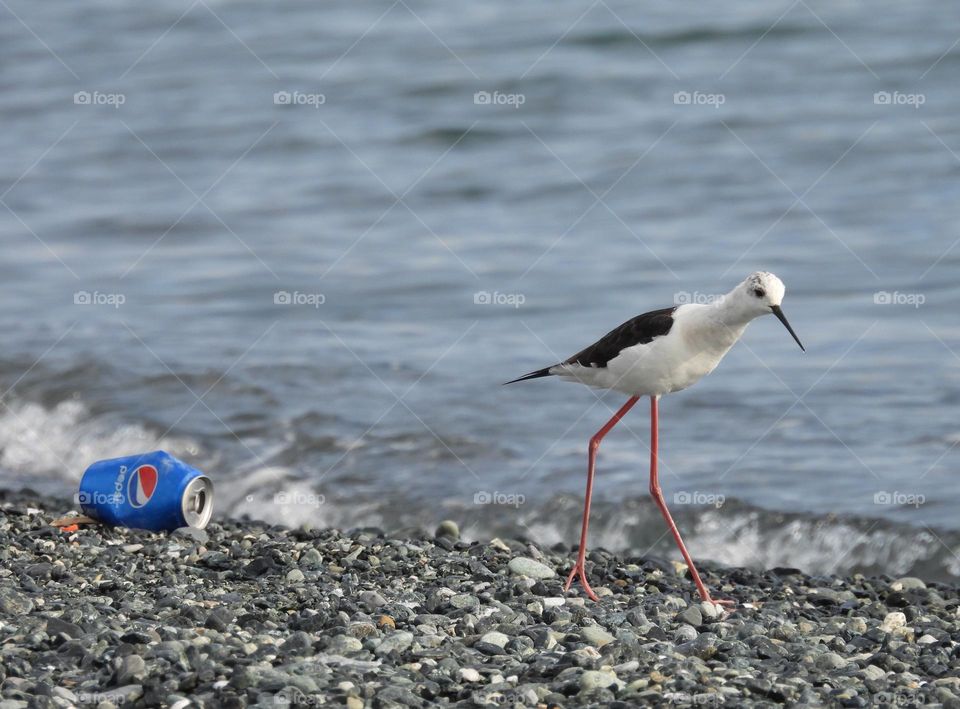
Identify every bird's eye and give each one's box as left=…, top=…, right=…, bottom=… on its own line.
left=753, top=288, right=765, bottom=298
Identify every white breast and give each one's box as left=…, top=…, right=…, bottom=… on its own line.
left=552, top=305, right=747, bottom=396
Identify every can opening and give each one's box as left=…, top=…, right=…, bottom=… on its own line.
left=181, top=476, right=214, bottom=529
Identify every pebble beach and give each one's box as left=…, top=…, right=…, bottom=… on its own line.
left=2, top=490, right=959, bottom=708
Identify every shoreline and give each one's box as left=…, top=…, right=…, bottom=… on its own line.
left=2, top=490, right=959, bottom=708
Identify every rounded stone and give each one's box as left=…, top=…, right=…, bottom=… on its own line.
left=508, top=557, right=556, bottom=580
left=582, top=625, right=615, bottom=648
left=435, top=520, right=460, bottom=540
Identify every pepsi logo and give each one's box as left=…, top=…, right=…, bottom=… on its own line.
left=127, top=464, right=159, bottom=508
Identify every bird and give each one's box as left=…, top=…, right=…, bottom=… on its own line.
left=505, top=271, right=804, bottom=605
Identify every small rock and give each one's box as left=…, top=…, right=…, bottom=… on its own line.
left=116, top=655, right=147, bottom=684
left=51, top=688, right=77, bottom=703
left=677, top=605, right=703, bottom=627
left=699, top=601, right=722, bottom=620
left=508, top=556, right=556, bottom=579
left=582, top=625, right=615, bottom=648
left=880, top=611, right=907, bottom=633
left=435, top=520, right=460, bottom=540
left=299, top=548, right=323, bottom=567
left=459, top=668, right=482, bottom=683
left=845, top=617, right=867, bottom=634
left=281, top=631, right=315, bottom=654
left=375, top=630, right=413, bottom=656
left=815, top=652, right=847, bottom=670
left=890, top=577, right=926, bottom=591
left=45, top=616, right=83, bottom=638
left=110, top=685, right=144, bottom=705
left=479, top=631, right=508, bottom=648
left=449, top=593, right=479, bottom=610
left=809, top=587, right=855, bottom=604
left=286, top=568, right=305, bottom=583
left=581, top=670, right=621, bottom=692
left=329, top=635, right=363, bottom=654
left=359, top=590, right=387, bottom=611
left=205, top=606, right=235, bottom=632
left=0, top=590, right=34, bottom=615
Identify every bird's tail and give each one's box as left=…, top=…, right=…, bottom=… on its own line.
left=502, top=366, right=554, bottom=385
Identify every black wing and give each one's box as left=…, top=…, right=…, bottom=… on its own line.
left=504, top=306, right=677, bottom=384
left=566, top=306, right=677, bottom=368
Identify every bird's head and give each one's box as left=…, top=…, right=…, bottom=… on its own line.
left=730, top=272, right=804, bottom=351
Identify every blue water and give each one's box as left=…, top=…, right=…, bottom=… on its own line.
left=2, top=0, right=960, bottom=578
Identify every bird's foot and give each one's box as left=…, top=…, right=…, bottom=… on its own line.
left=564, top=562, right=600, bottom=602
left=701, top=595, right=736, bottom=612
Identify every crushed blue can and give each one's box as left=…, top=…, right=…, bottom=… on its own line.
left=77, top=450, right=214, bottom=531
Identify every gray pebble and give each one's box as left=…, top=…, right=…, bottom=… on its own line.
left=815, top=652, right=848, bottom=670
left=359, top=590, right=387, bottom=611
left=299, top=548, right=323, bottom=567
left=375, top=630, right=414, bottom=656
left=677, top=605, right=703, bottom=627
left=508, top=557, right=556, bottom=579
left=582, top=625, right=615, bottom=647
left=435, top=520, right=460, bottom=540
left=116, top=655, right=147, bottom=684
left=0, top=590, right=34, bottom=615
left=581, top=670, right=621, bottom=692
left=449, top=593, right=480, bottom=610
left=890, top=576, right=926, bottom=591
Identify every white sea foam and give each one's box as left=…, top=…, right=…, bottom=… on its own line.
left=0, top=399, right=198, bottom=481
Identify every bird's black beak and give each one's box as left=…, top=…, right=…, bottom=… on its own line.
left=771, top=305, right=804, bottom=351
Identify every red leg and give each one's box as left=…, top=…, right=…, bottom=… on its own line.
left=648, top=396, right=733, bottom=608
left=564, top=395, right=640, bottom=601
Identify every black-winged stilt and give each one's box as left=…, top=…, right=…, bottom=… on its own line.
left=506, top=272, right=804, bottom=605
